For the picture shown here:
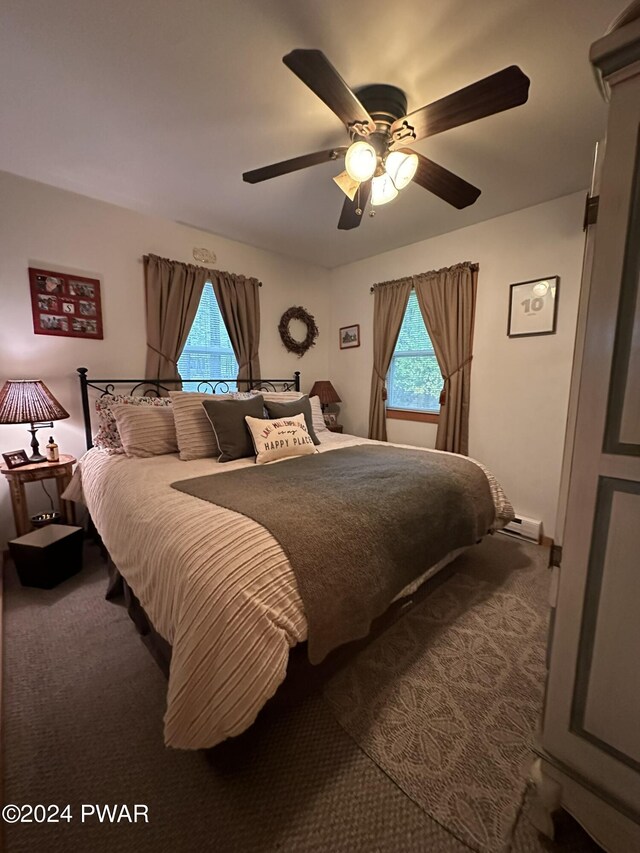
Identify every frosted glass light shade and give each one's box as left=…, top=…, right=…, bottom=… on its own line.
left=371, top=173, right=399, bottom=206
left=344, top=141, right=377, bottom=182
left=385, top=151, right=418, bottom=189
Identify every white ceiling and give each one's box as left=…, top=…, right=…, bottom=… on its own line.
left=0, top=0, right=626, bottom=268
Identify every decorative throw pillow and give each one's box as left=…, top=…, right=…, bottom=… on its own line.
left=201, top=395, right=265, bottom=463
left=169, top=391, right=235, bottom=460
left=111, top=404, right=178, bottom=458
left=245, top=412, right=317, bottom=465
left=93, top=395, right=173, bottom=454
left=309, top=395, right=329, bottom=434
left=263, top=395, right=320, bottom=445
left=244, top=389, right=304, bottom=418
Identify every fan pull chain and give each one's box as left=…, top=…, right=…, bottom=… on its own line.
left=355, top=185, right=362, bottom=217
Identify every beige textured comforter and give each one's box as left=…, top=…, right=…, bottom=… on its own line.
left=66, top=432, right=513, bottom=749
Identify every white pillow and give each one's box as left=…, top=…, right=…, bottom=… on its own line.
left=245, top=413, right=317, bottom=465
left=309, top=395, right=329, bottom=433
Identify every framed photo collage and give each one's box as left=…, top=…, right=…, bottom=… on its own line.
left=29, top=267, right=103, bottom=339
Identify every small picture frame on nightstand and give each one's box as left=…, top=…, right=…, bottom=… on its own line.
left=2, top=449, right=30, bottom=469
left=324, top=413, right=338, bottom=427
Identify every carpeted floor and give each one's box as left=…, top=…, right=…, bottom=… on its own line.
left=3, top=537, right=601, bottom=853
left=324, top=534, right=549, bottom=852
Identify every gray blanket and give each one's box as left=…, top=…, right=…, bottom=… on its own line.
left=172, top=445, right=495, bottom=663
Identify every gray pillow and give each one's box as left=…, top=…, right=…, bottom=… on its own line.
left=202, top=395, right=265, bottom=462
left=263, top=395, right=320, bottom=445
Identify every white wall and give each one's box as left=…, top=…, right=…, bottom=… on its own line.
left=0, top=173, right=587, bottom=548
left=0, top=171, right=330, bottom=546
left=328, top=191, right=587, bottom=539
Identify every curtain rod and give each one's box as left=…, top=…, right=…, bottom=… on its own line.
left=369, top=262, right=479, bottom=292
left=142, top=254, right=262, bottom=285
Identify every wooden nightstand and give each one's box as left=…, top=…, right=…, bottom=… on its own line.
left=327, top=424, right=343, bottom=433
left=1, top=454, right=76, bottom=537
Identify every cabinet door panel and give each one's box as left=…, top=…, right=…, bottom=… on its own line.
left=573, top=482, right=640, bottom=766
left=542, top=70, right=640, bottom=814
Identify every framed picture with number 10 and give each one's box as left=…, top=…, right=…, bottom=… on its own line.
left=507, top=276, right=559, bottom=338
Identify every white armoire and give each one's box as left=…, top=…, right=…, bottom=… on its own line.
left=531, top=9, right=640, bottom=852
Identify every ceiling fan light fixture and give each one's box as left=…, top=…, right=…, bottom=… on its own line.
left=344, top=140, right=377, bottom=182
left=370, top=172, right=398, bottom=206
left=246, top=51, right=529, bottom=228
left=332, top=170, right=360, bottom=200
left=385, top=150, right=418, bottom=190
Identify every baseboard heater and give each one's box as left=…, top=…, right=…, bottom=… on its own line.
left=499, top=514, right=542, bottom=544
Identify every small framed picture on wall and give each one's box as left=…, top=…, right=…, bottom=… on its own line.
left=28, top=267, right=103, bottom=339
left=507, top=276, right=559, bottom=338
left=339, top=324, right=360, bottom=349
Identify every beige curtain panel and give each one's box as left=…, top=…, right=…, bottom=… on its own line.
left=368, top=277, right=413, bottom=442
left=144, top=255, right=262, bottom=390
left=211, top=271, right=261, bottom=385
left=144, top=254, right=208, bottom=388
left=414, top=263, right=478, bottom=455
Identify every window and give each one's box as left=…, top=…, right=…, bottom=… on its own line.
left=178, top=283, right=238, bottom=390
left=387, top=291, right=442, bottom=418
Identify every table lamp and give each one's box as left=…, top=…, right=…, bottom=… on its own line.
left=309, top=380, right=341, bottom=413
left=0, top=380, right=69, bottom=463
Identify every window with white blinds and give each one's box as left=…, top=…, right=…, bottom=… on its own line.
left=178, top=283, right=238, bottom=390
left=387, top=291, right=443, bottom=412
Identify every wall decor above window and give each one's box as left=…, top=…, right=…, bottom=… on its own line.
left=192, top=247, right=217, bottom=264
left=28, top=267, right=103, bottom=339
left=507, top=276, right=559, bottom=338
left=278, top=306, right=318, bottom=357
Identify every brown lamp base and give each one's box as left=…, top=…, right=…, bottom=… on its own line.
left=28, top=424, right=48, bottom=463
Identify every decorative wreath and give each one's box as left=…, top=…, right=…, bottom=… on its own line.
left=278, top=306, right=319, bottom=357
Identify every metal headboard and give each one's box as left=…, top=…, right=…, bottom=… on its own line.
left=77, top=366, right=301, bottom=451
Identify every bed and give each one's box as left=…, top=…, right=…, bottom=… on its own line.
left=66, top=368, right=514, bottom=750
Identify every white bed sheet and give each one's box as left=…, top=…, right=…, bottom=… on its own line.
left=67, top=432, right=513, bottom=749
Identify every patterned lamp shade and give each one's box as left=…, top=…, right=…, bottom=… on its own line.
left=309, top=380, right=341, bottom=406
left=0, top=380, right=69, bottom=425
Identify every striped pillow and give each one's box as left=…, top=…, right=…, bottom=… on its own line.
left=261, top=391, right=303, bottom=403
left=309, top=395, right=329, bottom=434
left=169, top=390, right=233, bottom=460
left=94, top=394, right=173, bottom=454
left=111, top=404, right=178, bottom=458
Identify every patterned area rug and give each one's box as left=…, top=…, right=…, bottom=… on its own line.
left=324, top=534, right=549, bottom=853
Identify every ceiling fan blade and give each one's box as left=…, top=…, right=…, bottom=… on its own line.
left=390, top=66, right=530, bottom=146
left=243, top=147, right=347, bottom=183
left=338, top=180, right=371, bottom=230
left=283, top=49, right=376, bottom=134
left=410, top=151, right=481, bottom=209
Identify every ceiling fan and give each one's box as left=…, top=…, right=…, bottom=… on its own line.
left=243, top=50, right=530, bottom=230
